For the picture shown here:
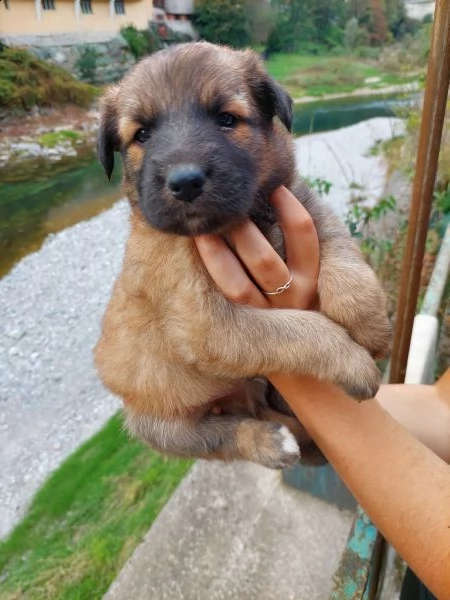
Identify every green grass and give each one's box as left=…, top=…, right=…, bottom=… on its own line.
left=38, top=130, right=83, bottom=148
left=266, top=53, right=417, bottom=99
left=0, top=414, right=192, bottom=600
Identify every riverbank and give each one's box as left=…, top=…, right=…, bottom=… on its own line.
left=293, top=80, right=420, bottom=104
left=0, top=116, right=404, bottom=540
left=0, top=106, right=99, bottom=169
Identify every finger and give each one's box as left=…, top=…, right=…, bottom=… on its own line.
left=270, top=186, right=320, bottom=282
left=194, top=234, right=269, bottom=308
left=228, top=220, right=291, bottom=296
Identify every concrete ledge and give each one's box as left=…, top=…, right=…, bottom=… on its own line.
left=104, top=461, right=353, bottom=600
left=0, top=32, right=123, bottom=47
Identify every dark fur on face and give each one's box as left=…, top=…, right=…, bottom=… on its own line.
left=98, top=42, right=295, bottom=236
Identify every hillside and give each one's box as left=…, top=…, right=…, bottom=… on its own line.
left=0, top=44, right=98, bottom=116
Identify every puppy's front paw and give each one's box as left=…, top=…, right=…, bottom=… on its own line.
left=348, top=315, right=393, bottom=361
left=255, top=424, right=301, bottom=469
left=337, top=344, right=381, bottom=400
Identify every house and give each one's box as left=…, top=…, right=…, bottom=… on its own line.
left=0, top=0, right=153, bottom=40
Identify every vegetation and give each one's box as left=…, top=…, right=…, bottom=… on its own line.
left=37, top=130, right=83, bottom=148
left=266, top=0, right=420, bottom=54
left=0, top=413, right=192, bottom=600
left=0, top=45, right=98, bottom=114
left=191, top=0, right=423, bottom=55
left=74, top=46, right=100, bottom=83
left=120, top=25, right=162, bottom=62
left=193, top=0, right=252, bottom=48
left=265, top=52, right=416, bottom=98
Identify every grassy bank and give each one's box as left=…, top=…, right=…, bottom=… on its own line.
left=0, top=414, right=192, bottom=600
left=266, top=53, right=418, bottom=99
left=0, top=45, right=98, bottom=115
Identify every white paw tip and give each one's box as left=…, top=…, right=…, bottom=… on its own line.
left=279, top=426, right=299, bottom=455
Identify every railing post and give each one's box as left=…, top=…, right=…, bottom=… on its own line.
left=389, top=0, right=450, bottom=384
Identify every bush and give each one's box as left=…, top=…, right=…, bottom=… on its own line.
left=0, top=44, right=98, bottom=113
left=121, top=25, right=161, bottom=61
left=344, top=17, right=369, bottom=49
left=193, top=0, right=251, bottom=48
left=74, top=45, right=99, bottom=83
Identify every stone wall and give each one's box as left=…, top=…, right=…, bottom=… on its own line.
left=1, top=31, right=135, bottom=84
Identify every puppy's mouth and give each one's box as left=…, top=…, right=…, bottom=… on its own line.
left=139, top=162, right=258, bottom=237
left=144, top=199, right=246, bottom=237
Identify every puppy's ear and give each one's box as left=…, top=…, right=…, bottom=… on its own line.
left=98, top=86, right=120, bottom=180
left=243, top=51, right=293, bottom=131
left=256, top=77, right=293, bottom=132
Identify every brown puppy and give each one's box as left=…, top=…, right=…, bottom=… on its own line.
left=94, top=41, right=392, bottom=469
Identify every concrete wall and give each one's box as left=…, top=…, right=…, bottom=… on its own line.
left=0, top=0, right=152, bottom=37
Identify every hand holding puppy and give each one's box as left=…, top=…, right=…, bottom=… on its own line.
left=195, top=186, right=319, bottom=312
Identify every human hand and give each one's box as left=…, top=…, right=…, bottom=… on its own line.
left=194, top=186, right=319, bottom=310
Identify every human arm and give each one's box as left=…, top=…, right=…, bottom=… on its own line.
left=269, top=373, right=450, bottom=600
left=195, top=186, right=450, bottom=599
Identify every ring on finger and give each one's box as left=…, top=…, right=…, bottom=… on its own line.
left=263, top=273, right=293, bottom=296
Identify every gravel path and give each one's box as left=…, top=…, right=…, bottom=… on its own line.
left=0, top=201, right=129, bottom=539
left=0, top=117, right=403, bottom=540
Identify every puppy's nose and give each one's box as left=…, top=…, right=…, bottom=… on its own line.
left=167, top=165, right=206, bottom=202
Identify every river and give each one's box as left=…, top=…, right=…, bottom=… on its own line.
left=0, top=93, right=415, bottom=278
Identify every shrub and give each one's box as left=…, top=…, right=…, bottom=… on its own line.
left=75, top=45, right=100, bottom=83
left=0, top=44, right=98, bottom=113
left=193, top=0, right=251, bottom=48
left=121, top=25, right=161, bottom=61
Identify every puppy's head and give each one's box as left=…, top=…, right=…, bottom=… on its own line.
left=98, top=42, right=295, bottom=236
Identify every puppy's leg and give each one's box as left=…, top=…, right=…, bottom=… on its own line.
left=194, top=306, right=380, bottom=399
left=125, top=410, right=300, bottom=469
left=295, top=179, right=392, bottom=359
left=265, top=387, right=327, bottom=466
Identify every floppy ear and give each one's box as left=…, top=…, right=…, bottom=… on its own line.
left=97, top=86, right=120, bottom=180
left=256, top=77, right=293, bottom=132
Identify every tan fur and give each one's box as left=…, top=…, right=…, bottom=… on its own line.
left=94, top=42, right=392, bottom=469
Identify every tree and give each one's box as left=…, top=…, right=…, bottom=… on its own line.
left=385, top=0, right=418, bottom=39
left=193, top=0, right=251, bottom=48
left=368, top=0, right=389, bottom=45
left=266, top=0, right=346, bottom=54
left=344, top=17, right=369, bottom=49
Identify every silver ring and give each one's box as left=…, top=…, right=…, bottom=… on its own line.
left=263, top=274, right=293, bottom=296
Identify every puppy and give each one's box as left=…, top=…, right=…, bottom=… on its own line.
left=94, top=42, right=392, bottom=469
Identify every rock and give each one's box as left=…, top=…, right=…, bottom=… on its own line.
left=44, top=148, right=60, bottom=157
left=10, top=142, right=42, bottom=157
left=53, top=52, right=67, bottom=65
left=364, top=76, right=381, bottom=84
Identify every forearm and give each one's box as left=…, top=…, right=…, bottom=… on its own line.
left=270, top=373, right=450, bottom=600
left=376, top=383, right=450, bottom=463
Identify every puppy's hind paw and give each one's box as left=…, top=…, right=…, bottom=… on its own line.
left=258, top=424, right=300, bottom=470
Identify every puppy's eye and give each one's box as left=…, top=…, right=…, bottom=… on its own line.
left=216, top=113, right=238, bottom=129
left=134, top=128, right=150, bottom=144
